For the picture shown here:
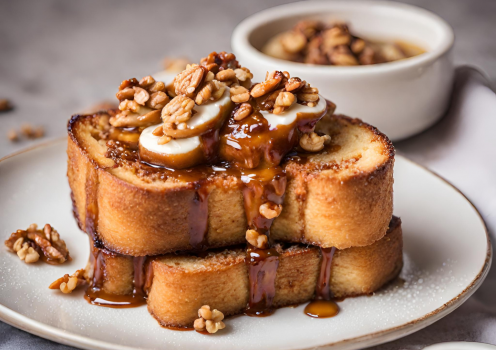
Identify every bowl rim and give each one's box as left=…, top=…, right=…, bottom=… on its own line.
left=231, top=0, right=455, bottom=76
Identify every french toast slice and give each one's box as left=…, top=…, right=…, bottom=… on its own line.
left=87, top=217, right=402, bottom=327
left=68, top=112, right=394, bottom=256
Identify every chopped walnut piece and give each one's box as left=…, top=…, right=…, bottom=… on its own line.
left=0, top=99, right=13, bottom=112
left=359, top=46, right=376, bottom=65
left=49, top=269, right=86, bottom=294
left=233, top=103, right=253, bottom=121
left=263, top=20, right=415, bottom=66
left=259, top=202, right=283, bottom=219
left=297, top=84, right=320, bottom=106
left=230, top=85, right=250, bottom=103
left=195, top=80, right=226, bottom=105
left=234, top=67, right=253, bottom=88
left=328, top=45, right=359, bottom=66
left=250, top=71, right=284, bottom=98
left=194, top=317, right=206, bottom=332
left=322, top=25, right=352, bottom=52
left=158, top=135, right=172, bottom=145
left=161, top=95, right=195, bottom=134
left=300, top=132, right=331, bottom=152
left=280, top=30, right=307, bottom=53
left=295, top=20, right=323, bottom=39
left=4, top=224, right=71, bottom=265
left=305, top=36, right=328, bottom=65
left=215, top=69, right=237, bottom=86
left=194, top=305, right=226, bottom=334
left=139, top=75, right=155, bottom=88
left=285, top=77, right=305, bottom=92
left=147, top=91, right=169, bottom=109
left=17, top=243, right=40, bottom=263
left=7, top=129, right=18, bottom=142
left=200, top=51, right=240, bottom=73
left=351, top=38, right=366, bottom=54
left=133, top=87, right=150, bottom=105
left=19, top=123, right=44, bottom=139
left=273, top=91, right=296, bottom=114
left=173, top=65, right=205, bottom=98
left=246, top=229, right=268, bottom=249
left=111, top=75, right=166, bottom=128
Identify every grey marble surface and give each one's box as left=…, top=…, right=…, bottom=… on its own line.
left=0, top=1, right=495, bottom=349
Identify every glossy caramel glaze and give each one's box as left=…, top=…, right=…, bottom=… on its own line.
left=304, top=300, right=339, bottom=318
left=93, top=99, right=332, bottom=314
left=84, top=247, right=147, bottom=308
left=245, top=247, right=280, bottom=316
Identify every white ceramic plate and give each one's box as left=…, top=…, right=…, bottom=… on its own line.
left=0, top=140, right=491, bottom=350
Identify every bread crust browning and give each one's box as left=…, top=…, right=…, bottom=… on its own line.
left=146, top=218, right=402, bottom=327
left=68, top=112, right=394, bottom=255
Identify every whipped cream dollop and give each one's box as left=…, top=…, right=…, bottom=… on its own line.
left=261, top=94, right=327, bottom=128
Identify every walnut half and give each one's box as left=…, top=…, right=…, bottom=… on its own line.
left=4, top=224, right=71, bottom=265
left=194, top=305, right=226, bottom=334
left=49, top=269, right=86, bottom=294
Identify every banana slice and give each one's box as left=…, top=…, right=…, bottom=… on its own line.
left=139, top=125, right=206, bottom=169
left=261, top=95, right=327, bottom=128
left=162, top=91, right=232, bottom=139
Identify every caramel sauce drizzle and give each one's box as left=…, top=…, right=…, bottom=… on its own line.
left=84, top=247, right=147, bottom=308
left=85, top=97, right=329, bottom=315
left=245, top=247, right=280, bottom=316
left=303, top=247, right=340, bottom=318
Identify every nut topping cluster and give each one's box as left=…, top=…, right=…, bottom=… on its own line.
left=156, top=52, right=253, bottom=143
left=263, top=21, right=409, bottom=66
left=231, top=70, right=319, bottom=120
left=194, top=305, right=226, bottom=334
left=4, top=224, right=71, bottom=265
left=110, top=76, right=169, bottom=128
left=49, top=269, right=86, bottom=294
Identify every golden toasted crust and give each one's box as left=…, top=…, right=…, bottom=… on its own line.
left=146, top=218, right=402, bottom=327
left=67, top=112, right=394, bottom=255
left=87, top=218, right=402, bottom=327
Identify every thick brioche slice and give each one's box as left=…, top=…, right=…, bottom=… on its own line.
left=68, top=112, right=394, bottom=256
left=87, top=217, right=402, bottom=327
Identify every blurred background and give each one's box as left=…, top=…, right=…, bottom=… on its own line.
left=0, top=1, right=496, bottom=349
left=0, top=0, right=495, bottom=156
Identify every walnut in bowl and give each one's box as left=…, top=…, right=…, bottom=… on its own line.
left=232, top=1, right=454, bottom=141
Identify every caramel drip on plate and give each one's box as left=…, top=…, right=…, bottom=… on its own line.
left=303, top=247, right=340, bottom=318
left=84, top=247, right=147, bottom=308
left=316, top=247, right=336, bottom=300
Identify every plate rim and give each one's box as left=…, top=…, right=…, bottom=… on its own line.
left=0, top=139, right=492, bottom=350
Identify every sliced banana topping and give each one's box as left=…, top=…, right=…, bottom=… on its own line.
left=261, top=94, right=327, bottom=128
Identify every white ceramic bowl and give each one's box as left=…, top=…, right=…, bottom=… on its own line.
left=232, top=1, right=455, bottom=141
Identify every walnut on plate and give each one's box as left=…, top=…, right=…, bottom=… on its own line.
left=4, top=223, right=71, bottom=265
left=49, top=269, right=86, bottom=294
left=194, top=305, right=226, bottom=334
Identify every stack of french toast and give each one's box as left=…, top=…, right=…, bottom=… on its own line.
left=67, top=51, right=401, bottom=331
